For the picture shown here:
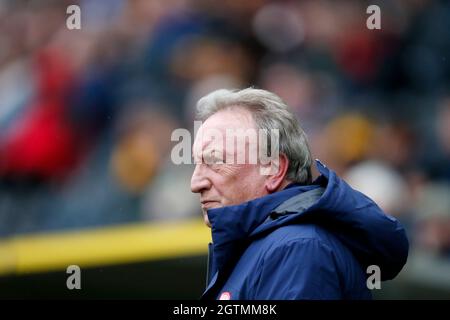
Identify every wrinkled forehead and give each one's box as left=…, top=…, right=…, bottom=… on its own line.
left=193, top=108, right=257, bottom=151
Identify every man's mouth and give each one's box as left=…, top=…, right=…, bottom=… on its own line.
left=201, top=200, right=220, bottom=209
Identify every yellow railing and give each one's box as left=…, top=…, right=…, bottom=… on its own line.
left=0, top=219, right=210, bottom=276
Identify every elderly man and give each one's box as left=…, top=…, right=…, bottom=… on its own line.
left=190, top=88, right=408, bottom=300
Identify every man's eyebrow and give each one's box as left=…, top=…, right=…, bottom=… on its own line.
left=192, top=138, right=213, bottom=156
left=202, top=146, right=224, bottom=158
left=202, top=138, right=214, bottom=150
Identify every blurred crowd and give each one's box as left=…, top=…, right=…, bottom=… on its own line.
left=0, top=0, right=450, bottom=267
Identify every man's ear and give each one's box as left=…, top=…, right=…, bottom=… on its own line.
left=264, top=153, right=289, bottom=193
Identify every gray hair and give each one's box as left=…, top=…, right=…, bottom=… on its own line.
left=196, top=87, right=312, bottom=185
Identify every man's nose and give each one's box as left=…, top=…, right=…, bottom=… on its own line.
left=191, top=164, right=211, bottom=193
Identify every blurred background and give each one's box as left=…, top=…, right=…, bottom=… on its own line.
left=0, top=0, right=450, bottom=299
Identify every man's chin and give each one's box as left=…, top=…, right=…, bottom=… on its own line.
left=202, top=203, right=223, bottom=227
left=203, top=213, right=212, bottom=228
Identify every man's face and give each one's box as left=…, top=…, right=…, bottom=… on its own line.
left=190, top=107, right=269, bottom=227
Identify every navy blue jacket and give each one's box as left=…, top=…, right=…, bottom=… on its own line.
left=202, top=160, right=409, bottom=300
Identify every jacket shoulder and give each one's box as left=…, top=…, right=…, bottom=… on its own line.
left=260, top=223, right=330, bottom=248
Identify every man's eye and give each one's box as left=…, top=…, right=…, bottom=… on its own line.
left=205, top=157, right=223, bottom=165
left=203, top=151, right=224, bottom=165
